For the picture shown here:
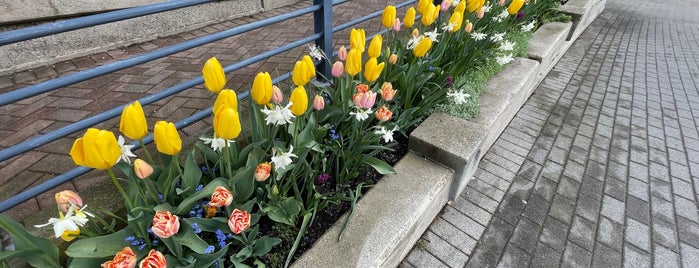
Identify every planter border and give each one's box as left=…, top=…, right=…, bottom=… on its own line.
left=294, top=0, right=606, bottom=266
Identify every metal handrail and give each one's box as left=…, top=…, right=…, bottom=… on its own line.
left=0, top=0, right=214, bottom=46
left=0, top=0, right=417, bottom=212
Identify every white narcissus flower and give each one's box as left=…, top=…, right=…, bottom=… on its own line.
left=483, top=4, right=492, bottom=13
left=261, top=103, right=296, bottom=126
left=424, top=28, right=440, bottom=42
left=452, top=0, right=460, bottom=5
left=498, top=40, right=515, bottom=51
left=471, top=32, right=487, bottom=41
left=442, top=22, right=456, bottom=32
left=374, top=125, right=399, bottom=143
left=493, top=11, right=509, bottom=22
left=521, top=21, right=536, bottom=32
left=496, top=53, right=514, bottom=65
left=35, top=204, right=92, bottom=238
left=200, top=136, right=233, bottom=152
left=349, top=108, right=373, bottom=121
left=308, top=44, right=324, bottom=61
left=447, top=90, right=472, bottom=105
left=271, top=145, right=298, bottom=172
left=407, top=35, right=423, bottom=49
left=490, top=32, right=505, bottom=43
left=117, top=135, right=137, bottom=164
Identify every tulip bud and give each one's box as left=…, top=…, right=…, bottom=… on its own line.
left=251, top=72, right=273, bottom=105
left=477, top=6, right=485, bottom=19
left=55, top=190, right=83, bottom=213
left=441, top=0, right=452, bottom=11
left=381, top=82, right=397, bottom=101
left=271, top=85, right=283, bottom=104
left=449, top=12, right=463, bottom=32
left=119, top=101, right=148, bottom=141
left=392, top=18, right=401, bottom=32
left=388, top=54, right=398, bottom=65
left=455, top=1, right=466, bottom=14
left=356, top=83, right=369, bottom=93
left=214, top=107, right=241, bottom=140
left=70, top=128, right=121, bottom=169
left=412, top=28, right=420, bottom=38
left=345, top=48, right=362, bottom=77
left=202, top=57, right=226, bottom=93
left=289, top=85, right=308, bottom=116
left=337, top=45, right=347, bottom=61
left=153, top=121, right=182, bottom=156
left=133, top=159, right=154, bottom=179
left=404, top=7, right=416, bottom=28
left=417, top=0, right=430, bottom=14
left=350, top=28, right=366, bottom=53
left=382, top=5, right=397, bottom=29
left=413, top=37, right=433, bottom=57
left=367, top=35, right=383, bottom=58
left=508, top=0, right=524, bottom=15
left=254, top=162, right=272, bottom=182
left=213, top=89, right=238, bottom=114
left=331, top=61, right=344, bottom=78
left=364, top=57, right=385, bottom=83
left=375, top=105, right=393, bottom=122
left=499, top=0, right=505, bottom=6
left=313, top=95, right=325, bottom=111
left=464, top=20, right=473, bottom=33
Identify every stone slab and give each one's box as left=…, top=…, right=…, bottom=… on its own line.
left=559, top=0, right=607, bottom=41
left=0, top=0, right=165, bottom=24
left=292, top=152, right=453, bottom=268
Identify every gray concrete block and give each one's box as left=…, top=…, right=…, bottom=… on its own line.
left=527, top=22, right=572, bottom=64
left=1, top=0, right=164, bottom=24
left=292, top=152, right=452, bottom=268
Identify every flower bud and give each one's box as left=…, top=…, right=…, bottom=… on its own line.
left=508, top=0, right=524, bottom=15
left=337, top=45, right=347, bottom=61
left=392, top=18, right=401, bottom=32
left=441, top=0, right=451, bottom=11
left=254, top=162, right=272, bottom=182
left=271, top=85, right=283, bottom=104
left=381, top=82, right=397, bottom=101
left=412, top=28, right=420, bottom=38
left=55, top=190, right=82, bottom=213
left=313, top=95, right=325, bottom=111
left=356, top=83, right=369, bottom=93
left=388, top=54, right=398, bottom=65
left=477, top=6, right=485, bottom=19
left=499, top=0, right=505, bottom=6
left=382, top=5, right=397, bottom=29
left=331, top=61, right=344, bottom=78
left=464, top=20, right=473, bottom=33
left=202, top=57, right=226, bottom=93
left=375, top=105, right=393, bottom=122
left=133, top=159, right=154, bottom=179
left=403, top=7, right=416, bottom=28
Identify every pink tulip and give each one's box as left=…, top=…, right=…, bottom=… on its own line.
left=337, top=45, right=347, bottom=61
left=441, top=0, right=451, bottom=11
left=392, top=18, right=401, bottom=32
left=498, top=0, right=506, bottom=6
left=313, top=95, right=325, bottom=111
left=271, top=85, right=283, bottom=104
left=331, top=61, right=344, bottom=78
left=352, top=91, right=377, bottom=109
left=55, top=190, right=82, bottom=213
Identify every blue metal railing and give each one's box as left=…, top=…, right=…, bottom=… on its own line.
left=0, top=0, right=416, bottom=212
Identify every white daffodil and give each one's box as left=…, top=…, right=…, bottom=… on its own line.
left=493, top=11, right=509, bottom=22
left=200, top=136, right=233, bottom=152
left=498, top=40, right=515, bottom=51
left=308, top=44, right=324, bottom=61
left=521, top=21, right=535, bottom=32
left=424, top=28, right=440, bottom=42
left=447, top=90, right=471, bottom=105
left=483, top=4, right=492, bottom=13
left=490, top=32, right=505, bottom=43
left=496, top=53, right=514, bottom=65
left=349, top=108, right=373, bottom=121
left=261, top=103, right=296, bottom=126
left=471, top=32, right=487, bottom=41
left=271, top=145, right=298, bottom=172
left=407, top=35, right=423, bottom=49
left=373, top=125, right=399, bottom=143
left=442, top=22, right=456, bottom=32
left=35, top=204, right=92, bottom=238
left=117, top=135, right=137, bottom=164
left=452, top=0, right=461, bottom=6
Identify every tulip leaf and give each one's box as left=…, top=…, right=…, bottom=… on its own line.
left=187, top=245, right=229, bottom=268
left=0, top=215, right=60, bottom=267
left=65, top=229, right=130, bottom=258
left=174, top=222, right=209, bottom=254
left=364, top=156, right=396, bottom=175
left=181, top=151, right=203, bottom=196
left=251, top=236, right=281, bottom=257
left=67, top=257, right=109, bottom=268
left=174, top=178, right=227, bottom=215
left=230, top=154, right=257, bottom=203
left=182, top=217, right=227, bottom=233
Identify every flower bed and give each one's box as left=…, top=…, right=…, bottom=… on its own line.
left=0, top=0, right=580, bottom=267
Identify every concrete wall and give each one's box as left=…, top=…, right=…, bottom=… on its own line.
left=0, top=0, right=166, bottom=24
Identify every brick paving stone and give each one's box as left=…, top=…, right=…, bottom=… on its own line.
left=625, top=218, right=651, bottom=252
left=591, top=243, right=622, bottom=267
left=624, top=244, right=651, bottom=268
left=428, top=217, right=478, bottom=256
left=561, top=241, right=592, bottom=268
left=654, top=244, right=681, bottom=268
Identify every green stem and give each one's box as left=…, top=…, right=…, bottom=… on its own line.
left=139, top=140, right=155, bottom=165
left=224, top=143, right=233, bottom=178
left=106, top=168, right=134, bottom=210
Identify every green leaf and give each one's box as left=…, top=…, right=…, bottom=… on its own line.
left=187, top=245, right=229, bottom=268
left=364, top=156, right=396, bottom=175
left=0, top=248, right=42, bottom=260
left=0, top=215, right=60, bottom=267
left=174, top=178, right=227, bottom=215
left=251, top=236, right=281, bottom=257
left=67, top=257, right=109, bottom=268
left=182, top=217, right=228, bottom=233
left=230, top=154, right=257, bottom=203
left=65, top=229, right=130, bottom=258
left=181, top=151, right=203, bottom=196
left=173, top=223, right=209, bottom=254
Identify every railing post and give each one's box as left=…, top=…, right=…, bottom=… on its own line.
left=313, top=0, right=333, bottom=79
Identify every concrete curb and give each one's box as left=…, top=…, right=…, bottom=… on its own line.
left=293, top=0, right=604, bottom=266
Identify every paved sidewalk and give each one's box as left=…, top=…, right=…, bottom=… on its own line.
left=0, top=0, right=401, bottom=222
left=403, top=0, right=699, bottom=267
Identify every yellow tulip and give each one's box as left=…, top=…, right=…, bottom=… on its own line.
left=413, top=37, right=433, bottom=57
left=292, top=61, right=309, bottom=87
left=350, top=28, right=366, bottom=53
left=421, top=4, right=439, bottom=26
left=404, top=7, right=416, bottom=28
left=289, top=85, right=308, bottom=116
left=455, top=0, right=466, bottom=14
left=449, top=12, right=463, bottom=32
left=251, top=72, right=272, bottom=105
left=213, top=89, right=238, bottom=114
left=508, top=0, right=524, bottom=15
left=202, top=57, right=226, bottom=93
left=70, top=128, right=121, bottom=169
left=367, top=35, right=383, bottom=58
left=345, top=48, right=362, bottom=77
left=302, top=55, right=317, bottom=80
left=153, top=121, right=182, bottom=155
left=382, top=6, right=396, bottom=29
left=363, top=57, right=385, bottom=83
left=214, top=107, right=241, bottom=140
left=467, top=0, right=484, bottom=13
left=119, top=100, right=148, bottom=140
left=417, top=0, right=430, bottom=14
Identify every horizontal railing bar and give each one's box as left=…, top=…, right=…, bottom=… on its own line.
left=333, top=0, right=416, bottom=33
left=0, top=3, right=322, bottom=107
left=0, top=32, right=321, bottom=163
left=0, top=0, right=214, bottom=46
